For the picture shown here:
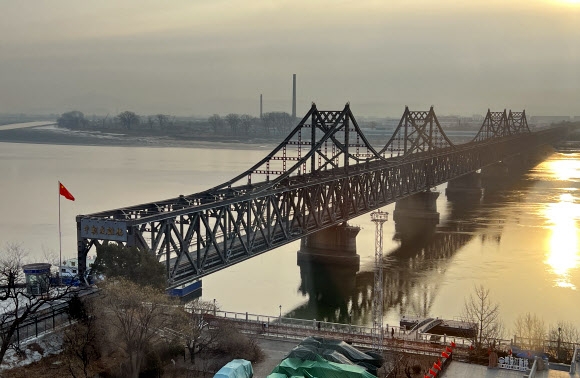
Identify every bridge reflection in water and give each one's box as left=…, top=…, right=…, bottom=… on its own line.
left=288, top=155, right=546, bottom=326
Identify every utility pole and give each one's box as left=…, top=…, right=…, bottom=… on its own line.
left=371, top=209, right=389, bottom=351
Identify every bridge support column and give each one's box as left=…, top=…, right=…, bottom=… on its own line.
left=393, top=191, right=440, bottom=242
left=445, top=172, right=483, bottom=201
left=297, top=223, right=360, bottom=270
left=481, top=162, right=511, bottom=191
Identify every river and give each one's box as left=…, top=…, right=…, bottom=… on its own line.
left=0, top=125, right=579, bottom=336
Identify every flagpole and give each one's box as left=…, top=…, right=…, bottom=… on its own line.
left=58, top=181, right=62, bottom=286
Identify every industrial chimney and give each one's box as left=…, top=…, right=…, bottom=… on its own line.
left=292, top=74, right=296, bottom=118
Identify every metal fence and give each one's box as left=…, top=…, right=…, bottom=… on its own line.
left=196, top=309, right=472, bottom=358
left=1, top=289, right=99, bottom=347
left=1, top=303, right=70, bottom=346
left=512, top=334, right=580, bottom=362
left=196, top=308, right=580, bottom=365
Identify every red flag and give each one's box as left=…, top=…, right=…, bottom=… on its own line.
left=429, top=368, right=437, bottom=376
left=446, top=346, right=453, bottom=353
left=59, top=182, right=75, bottom=201
left=442, top=351, right=450, bottom=358
left=433, top=362, right=441, bottom=370
left=451, top=341, right=456, bottom=348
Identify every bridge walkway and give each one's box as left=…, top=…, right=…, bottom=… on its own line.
left=203, top=309, right=472, bottom=359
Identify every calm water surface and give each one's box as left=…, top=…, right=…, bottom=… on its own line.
left=0, top=132, right=579, bottom=334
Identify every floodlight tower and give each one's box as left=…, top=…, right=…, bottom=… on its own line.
left=370, top=209, right=389, bottom=351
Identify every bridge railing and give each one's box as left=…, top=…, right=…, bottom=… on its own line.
left=197, top=309, right=481, bottom=358
left=209, top=309, right=405, bottom=336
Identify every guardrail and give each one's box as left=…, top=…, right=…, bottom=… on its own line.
left=512, top=335, right=580, bottom=364
left=0, top=288, right=100, bottom=347
left=571, top=347, right=579, bottom=374
left=526, top=358, right=538, bottom=378
left=0, top=303, right=70, bottom=346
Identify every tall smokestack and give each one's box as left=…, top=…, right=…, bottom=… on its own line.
left=260, top=94, right=263, bottom=119
left=292, top=74, right=296, bottom=118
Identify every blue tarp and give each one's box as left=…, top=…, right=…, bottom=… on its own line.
left=214, top=359, right=253, bottom=378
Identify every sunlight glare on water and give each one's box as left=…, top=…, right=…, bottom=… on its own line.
left=542, top=159, right=580, bottom=290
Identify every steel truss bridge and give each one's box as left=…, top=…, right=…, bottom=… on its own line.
left=77, top=104, right=567, bottom=287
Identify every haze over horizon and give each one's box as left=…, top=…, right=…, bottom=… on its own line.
left=1, top=0, right=579, bottom=118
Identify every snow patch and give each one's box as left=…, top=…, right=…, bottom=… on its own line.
left=0, top=332, right=63, bottom=371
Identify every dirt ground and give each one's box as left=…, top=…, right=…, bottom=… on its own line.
left=0, top=337, right=294, bottom=378
left=1, top=336, right=443, bottom=378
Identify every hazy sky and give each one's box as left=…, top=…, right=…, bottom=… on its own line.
left=1, top=0, right=579, bottom=117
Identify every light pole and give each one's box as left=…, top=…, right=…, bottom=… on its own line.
left=557, top=327, right=561, bottom=360
left=349, top=309, right=353, bottom=334
left=279, top=305, right=282, bottom=319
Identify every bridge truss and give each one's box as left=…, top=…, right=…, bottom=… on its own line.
left=77, top=104, right=566, bottom=287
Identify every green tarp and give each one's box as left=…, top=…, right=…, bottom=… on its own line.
left=268, top=357, right=376, bottom=378
left=214, top=359, right=253, bottom=378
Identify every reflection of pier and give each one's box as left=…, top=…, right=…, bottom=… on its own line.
left=291, top=199, right=477, bottom=325
left=289, top=159, right=542, bottom=325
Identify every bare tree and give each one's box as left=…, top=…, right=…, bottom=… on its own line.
left=147, top=116, right=155, bottom=130
left=178, top=299, right=221, bottom=363
left=0, top=243, right=76, bottom=364
left=548, top=321, right=580, bottom=361
left=239, top=114, right=255, bottom=135
left=155, top=114, right=169, bottom=129
left=117, top=111, right=140, bottom=130
left=513, top=313, right=546, bottom=351
left=62, top=298, right=100, bottom=378
left=41, top=244, right=60, bottom=267
left=461, top=285, right=503, bottom=350
left=57, top=111, right=89, bottom=129
left=225, top=113, right=240, bottom=135
left=208, top=114, right=224, bottom=134
left=262, top=112, right=293, bottom=134
left=98, top=278, right=174, bottom=378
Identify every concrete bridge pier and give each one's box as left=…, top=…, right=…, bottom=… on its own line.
left=296, top=223, right=361, bottom=270
left=445, top=172, right=483, bottom=201
left=481, top=161, right=509, bottom=178
left=480, top=162, right=512, bottom=192
left=393, top=191, right=440, bottom=242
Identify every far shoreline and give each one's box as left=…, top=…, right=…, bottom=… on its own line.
left=0, top=126, right=278, bottom=151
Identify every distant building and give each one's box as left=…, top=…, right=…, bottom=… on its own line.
left=529, top=115, right=570, bottom=126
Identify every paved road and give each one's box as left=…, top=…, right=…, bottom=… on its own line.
left=253, top=338, right=298, bottom=377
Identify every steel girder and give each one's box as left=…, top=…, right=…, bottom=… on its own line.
left=507, top=110, right=531, bottom=134
left=471, top=108, right=531, bottom=142
left=380, top=106, right=455, bottom=157
left=77, top=123, right=565, bottom=288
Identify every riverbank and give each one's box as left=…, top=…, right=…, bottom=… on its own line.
left=0, top=124, right=277, bottom=150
